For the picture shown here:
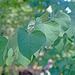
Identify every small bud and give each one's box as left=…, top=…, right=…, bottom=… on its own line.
left=45, top=46, right=47, bottom=48
left=46, top=5, right=52, bottom=14
left=39, top=51, right=44, bottom=56
left=49, top=46, right=53, bottom=49
left=65, top=7, right=71, bottom=13
left=49, top=64, right=53, bottom=68
left=45, top=70, right=51, bottom=75
left=48, top=59, right=53, bottom=63
left=39, top=58, right=42, bottom=61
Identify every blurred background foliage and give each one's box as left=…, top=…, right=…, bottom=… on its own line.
left=0, top=0, right=75, bottom=37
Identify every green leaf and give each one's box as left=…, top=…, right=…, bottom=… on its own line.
left=8, top=48, right=13, bottom=57
left=39, top=59, right=47, bottom=67
left=63, top=69, right=69, bottom=75
left=55, top=38, right=64, bottom=52
left=55, top=58, right=68, bottom=70
left=54, top=37, right=61, bottom=46
left=56, top=13, right=71, bottom=36
left=50, top=67, right=60, bottom=75
left=66, top=25, right=73, bottom=38
left=17, top=27, right=46, bottom=60
left=40, top=12, right=50, bottom=22
left=6, top=48, right=14, bottom=66
left=34, top=49, right=40, bottom=58
left=35, top=18, right=59, bottom=46
left=16, top=50, right=31, bottom=67
left=69, top=65, right=75, bottom=75
left=6, top=56, right=13, bottom=66
left=0, top=36, right=8, bottom=67
left=69, top=69, right=75, bottom=75
left=35, top=17, right=42, bottom=25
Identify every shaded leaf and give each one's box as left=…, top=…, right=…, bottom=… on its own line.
left=17, top=27, right=46, bottom=60
left=0, top=36, right=8, bottom=67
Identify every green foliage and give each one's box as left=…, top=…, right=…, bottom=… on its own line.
left=6, top=56, right=13, bottom=66
left=50, top=67, right=60, bottom=75
left=35, top=18, right=59, bottom=46
left=0, top=0, right=75, bottom=75
left=6, top=48, right=13, bottom=65
left=17, top=27, right=46, bottom=60
left=0, top=36, right=8, bottom=67
left=69, top=65, right=75, bottom=75
left=16, top=50, right=31, bottom=67
left=56, top=13, right=71, bottom=36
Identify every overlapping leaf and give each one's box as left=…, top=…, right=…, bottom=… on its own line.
left=56, top=13, right=71, bottom=36
left=17, top=27, right=46, bottom=60
left=34, top=18, right=59, bottom=46
left=16, top=50, right=31, bottom=67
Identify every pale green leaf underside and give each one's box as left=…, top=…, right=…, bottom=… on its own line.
left=17, top=50, right=31, bottom=67
left=6, top=56, right=13, bottom=65
left=35, top=19, right=59, bottom=46
left=56, top=13, right=71, bottom=36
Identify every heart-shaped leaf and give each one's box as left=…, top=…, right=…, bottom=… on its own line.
left=17, top=27, right=46, bottom=60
